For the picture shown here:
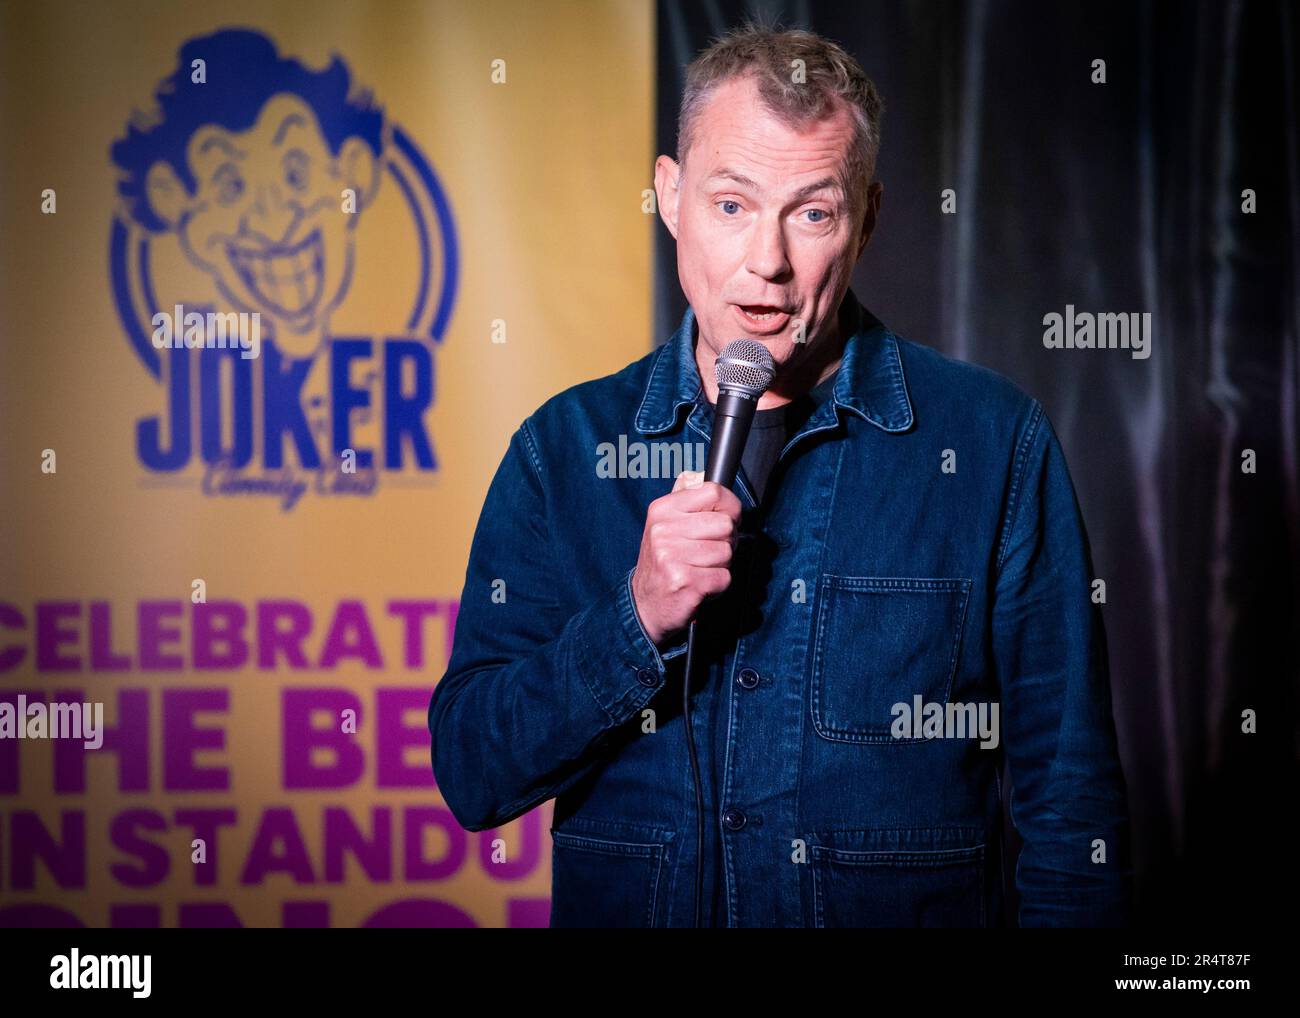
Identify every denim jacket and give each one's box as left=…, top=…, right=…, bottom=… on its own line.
left=429, top=289, right=1132, bottom=927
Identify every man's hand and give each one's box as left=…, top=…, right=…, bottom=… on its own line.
left=630, top=469, right=742, bottom=647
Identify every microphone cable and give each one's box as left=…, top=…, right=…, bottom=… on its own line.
left=682, top=616, right=705, bottom=928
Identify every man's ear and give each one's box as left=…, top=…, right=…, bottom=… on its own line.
left=855, top=180, right=884, bottom=259
left=145, top=161, right=190, bottom=230
left=339, top=137, right=379, bottom=212
left=653, top=154, right=681, bottom=239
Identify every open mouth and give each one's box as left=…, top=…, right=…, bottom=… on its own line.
left=733, top=303, right=792, bottom=333
left=227, top=229, right=324, bottom=321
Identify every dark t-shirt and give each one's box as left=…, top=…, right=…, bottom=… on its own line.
left=738, top=403, right=788, bottom=504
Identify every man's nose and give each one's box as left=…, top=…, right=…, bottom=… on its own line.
left=241, top=182, right=296, bottom=241
left=744, top=212, right=791, bottom=280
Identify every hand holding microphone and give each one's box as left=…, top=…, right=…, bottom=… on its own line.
left=631, top=468, right=741, bottom=646
left=629, top=339, right=776, bottom=647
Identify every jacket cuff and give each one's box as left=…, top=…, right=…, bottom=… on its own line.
left=574, top=568, right=673, bottom=724
left=623, top=567, right=691, bottom=663
left=660, top=639, right=689, bottom=661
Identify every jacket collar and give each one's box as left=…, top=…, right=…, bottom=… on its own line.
left=633, top=287, right=914, bottom=436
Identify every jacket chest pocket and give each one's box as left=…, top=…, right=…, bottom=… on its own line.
left=548, top=827, right=670, bottom=928
left=810, top=575, right=972, bottom=743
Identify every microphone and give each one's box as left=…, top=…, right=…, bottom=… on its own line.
left=683, top=338, right=775, bottom=930
left=704, top=339, right=777, bottom=487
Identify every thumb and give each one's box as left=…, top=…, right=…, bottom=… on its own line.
left=673, top=469, right=704, bottom=492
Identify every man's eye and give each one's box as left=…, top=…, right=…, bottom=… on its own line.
left=804, top=208, right=830, bottom=223
left=718, top=200, right=741, bottom=215
left=214, top=166, right=244, bottom=205
left=284, top=150, right=309, bottom=192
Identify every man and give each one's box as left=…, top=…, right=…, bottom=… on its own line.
left=429, top=24, right=1132, bottom=927
left=112, top=28, right=383, bottom=360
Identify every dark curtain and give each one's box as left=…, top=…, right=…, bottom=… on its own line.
left=656, top=0, right=1298, bottom=927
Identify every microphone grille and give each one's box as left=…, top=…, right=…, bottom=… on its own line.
left=715, top=339, right=776, bottom=397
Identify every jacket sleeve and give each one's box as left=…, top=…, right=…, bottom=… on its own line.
left=992, top=402, right=1133, bottom=927
left=428, top=420, right=675, bottom=832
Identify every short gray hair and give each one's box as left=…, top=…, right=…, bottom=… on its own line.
left=676, top=21, right=884, bottom=216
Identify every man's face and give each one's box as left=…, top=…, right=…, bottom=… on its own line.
left=145, top=94, right=377, bottom=358
left=655, top=74, right=881, bottom=389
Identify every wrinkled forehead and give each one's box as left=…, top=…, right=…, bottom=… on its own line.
left=186, top=94, right=327, bottom=176
left=688, top=78, right=857, bottom=194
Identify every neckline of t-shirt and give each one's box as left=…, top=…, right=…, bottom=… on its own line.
left=749, top=406, right=789, bottom=428
left=700, top=367, right=839, bottom=419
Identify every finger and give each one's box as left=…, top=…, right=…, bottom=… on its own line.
left=666, top=511, right=737, bottom=541
left=670, top=481, right=741, bottom=518
left=664, top=536, right=736, bottom=568
left=697, top=566, right=734, bottom=596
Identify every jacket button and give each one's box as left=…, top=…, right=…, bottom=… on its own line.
left=736, top=667, right=760, bottom=690
left=636, top=666, right=660, bottom=687
left=721, top=807, right=747, bottom=831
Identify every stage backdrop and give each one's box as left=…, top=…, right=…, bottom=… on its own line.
left=0, top=0, right=654, bottom=927
left=656, top=0, right=1298, bottom=927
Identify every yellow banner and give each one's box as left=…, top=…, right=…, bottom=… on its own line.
left=0, top=0, right=653, bottom=927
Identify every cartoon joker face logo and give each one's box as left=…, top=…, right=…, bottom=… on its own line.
left=112, top=30, right=385, bottom=358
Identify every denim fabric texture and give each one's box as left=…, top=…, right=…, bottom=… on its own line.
left=429, top=288, right=1133, bottom=927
